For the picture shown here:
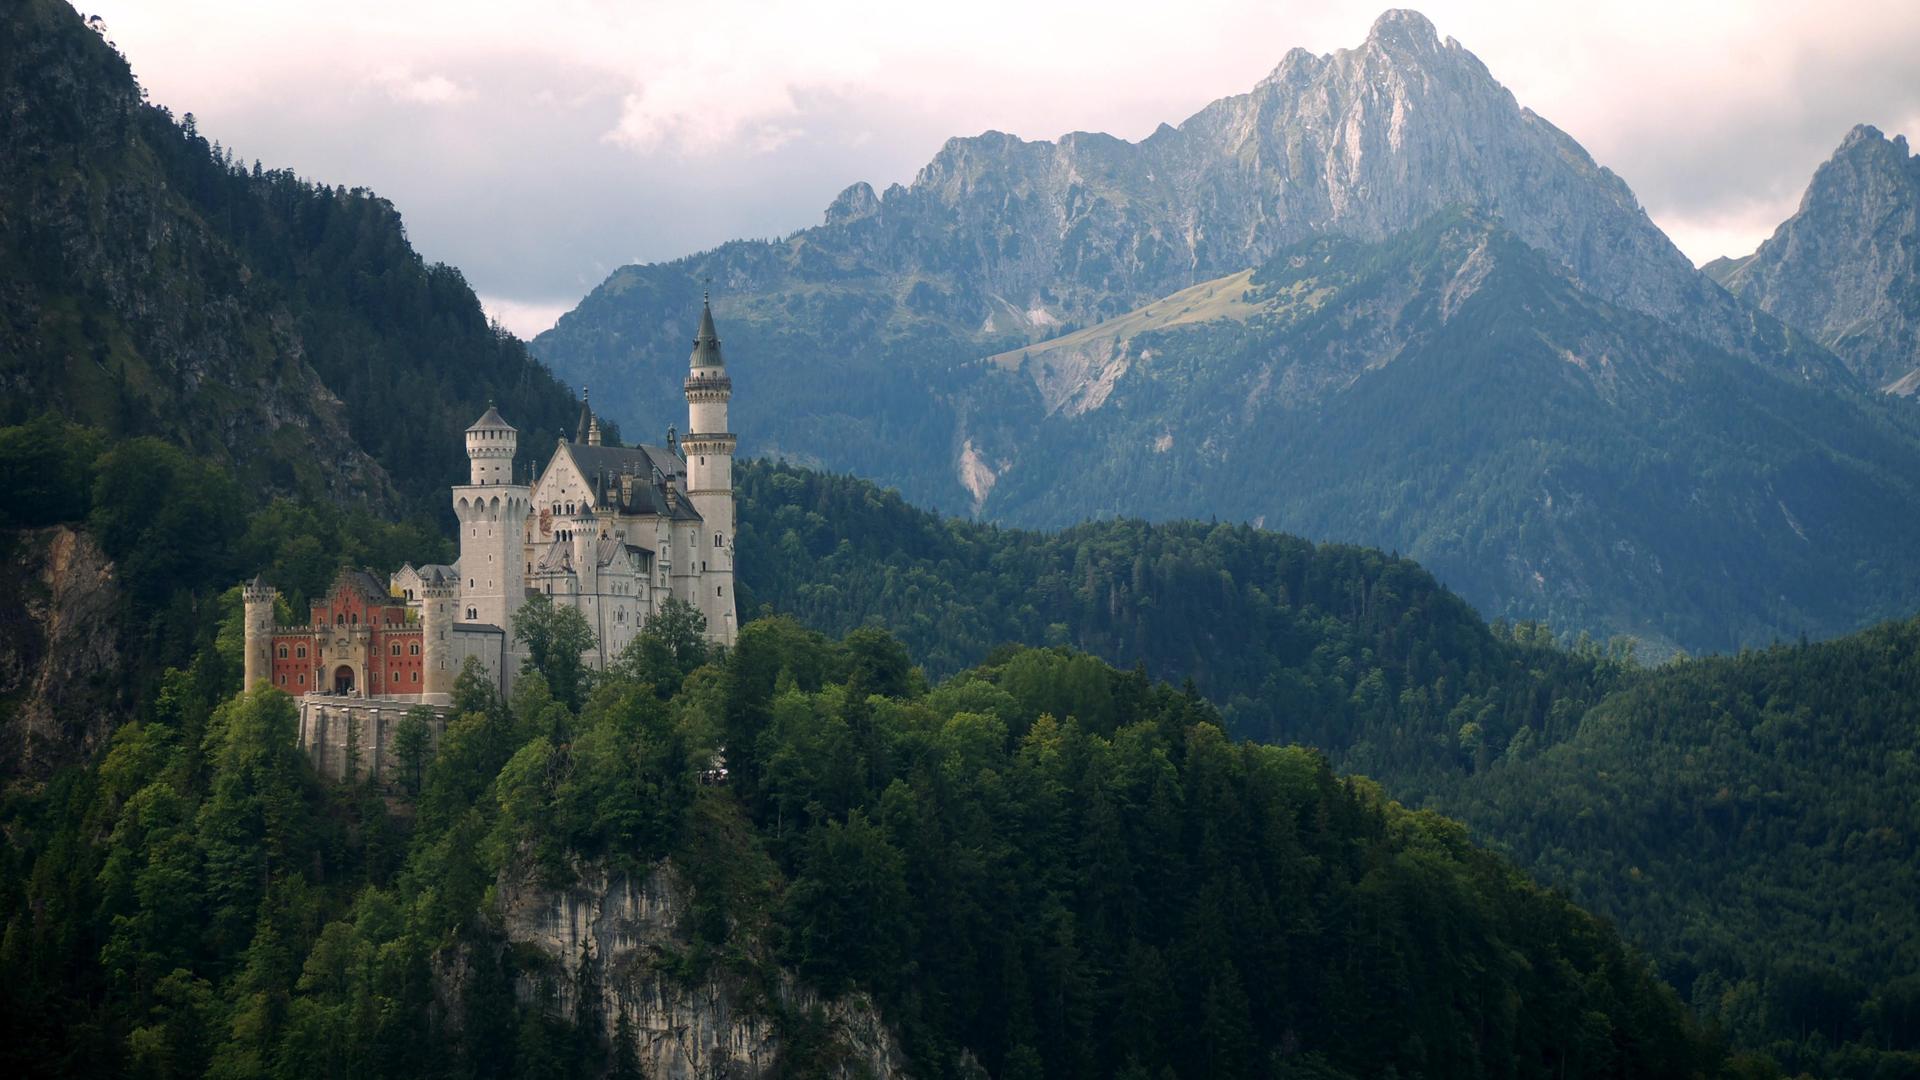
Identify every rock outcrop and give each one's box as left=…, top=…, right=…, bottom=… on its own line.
left=0, top=526, right=123, bottom=782
left=496, top=861, right=909, bottom=1079
left=1708, top=125, right=1920, bottom=392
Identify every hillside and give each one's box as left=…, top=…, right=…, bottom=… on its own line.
left=735, top=458, right=1920, bottom=1074
left=0, top=0, right=590, bottom=509
left=528, top=11, right=1911, bottom=657
left=733, top=456, right=1615, bottom=790
left=1438, top=619, right=1920, bottom=1074
left=1706, top=125, right=1920, bottom=394
left=0, top=606, right=1729, bottom=1079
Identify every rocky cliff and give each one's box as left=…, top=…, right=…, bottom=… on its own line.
left=0, top=526, right=123, bottom=783
left=495, top=861, right=909, bottom=1079
left=1707, top=125, right=1920, bottom=393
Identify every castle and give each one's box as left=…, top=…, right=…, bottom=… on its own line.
left=242, top=299, right=740, bottom=783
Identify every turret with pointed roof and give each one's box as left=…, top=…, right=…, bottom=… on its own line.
left=682, top=293, right=738, bottom=645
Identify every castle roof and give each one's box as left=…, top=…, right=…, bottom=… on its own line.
left=575, top=388, right=596, bottom=444
left=689, top=295, right=725, bottom=369
left=558, top=444, right=703, bottom=521
left=329, top=568, right=392, bottom=605
left=565, top=441, right=686, bottom=484
left=467, top=403, right=514, bottom=433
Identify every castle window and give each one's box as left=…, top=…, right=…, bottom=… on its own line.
left=412, top=671, right=419, bottom=683
left=297, top=674, right=305, bottom=685
left=717, top=586, right=723, bottom=596
left=466, top=608, right=477, bottom=620
left=410, top=643, right=420, bottom=655
left=714, top=533, right=723, bottom=547
left=279, top=674, right=287, bottom=686
left=278, top=646, right=288, bottom=659
left=391, top=643, right=401, bottom=656
left=296, top=645, right=307, bottom=658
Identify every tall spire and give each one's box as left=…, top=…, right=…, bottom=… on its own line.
left=689, top=293, right=725, bottom=369
left=575, top=386, right=594, bottom=444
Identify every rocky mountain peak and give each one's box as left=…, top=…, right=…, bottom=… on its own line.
left=1713, top=125, right=1920, bottom=390
left=1364, top=8, right=1444, bottom=55
left=824, top=180, right=880, bottom=226
left=1836, top=122, right=1910, bottom=158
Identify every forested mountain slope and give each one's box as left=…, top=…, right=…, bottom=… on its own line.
left=1437, top=619, right=1920, bottom=1075
left=0, top=604, right=1731, bottom=1079
left=736, top=457, right=1920, bottom=1075
left=733, top=457, right=1617, bottom=791
left=0, top=0, right=589, bottom=510
left=1707, top=125, right=1920, bottom=394
left=530, top=12, right=1920, bottom=657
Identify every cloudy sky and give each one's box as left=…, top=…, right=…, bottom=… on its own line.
left=78, top=0, right=1920, bottom=338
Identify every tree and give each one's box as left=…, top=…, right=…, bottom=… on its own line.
left=513, top=593, right=596, bottom=712
left=392, top=708, right=434, bottom=796
left=608, top=596, right=709, bottom=698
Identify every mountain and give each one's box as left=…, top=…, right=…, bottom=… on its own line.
left=1706, top=125, right=1920, bottom=394
left=1438, top=618, right=1920, bottom=1074
left=0, top=0, right=588, bottom=509
left=532, top=10, right=1912, bottom=656
left=734, top=458, right=1920, bottom=1073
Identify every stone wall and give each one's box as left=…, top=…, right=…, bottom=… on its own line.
left=297, top=695, right=446, bottom=787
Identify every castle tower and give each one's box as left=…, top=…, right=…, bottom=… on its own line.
left=454, top=404, right=531, bottom=637
left=420, top=569, right=456, bottom=703
left=683, top=296, right=738, bottom=645
left=242, top=576, right=276, bottom=689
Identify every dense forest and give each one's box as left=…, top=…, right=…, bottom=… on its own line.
left=734, top=458, right=1624, bottom=792
left=0, top=578, right=1733, bottom=1078
left=3, top=3, right=1917, bottom=1075
left=734, top=458, right=1920, bottom=1076
left=0, top=0, right=594, bottom=511
left=1438, top=623, right=1920, bottom=1076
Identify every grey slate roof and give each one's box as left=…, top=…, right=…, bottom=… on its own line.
left=560, top=442, right=704, bottom=521
left=689, top=298, right=725, bottom=368
left=467, top=404, right=515, bottom=433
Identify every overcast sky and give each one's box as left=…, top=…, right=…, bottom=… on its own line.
left=77, top=1, right=1920, bottom=338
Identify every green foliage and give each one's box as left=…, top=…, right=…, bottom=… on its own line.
left=0, top=0, right=593, bottom=513
left=606, top=595, right=710, bottom=699
left=391, top=709, right=433, bottom=797
left=1436, top=619, right=1920, bottom=1075
left=0, top=413, right=105, bottom=528
left=512, top=594, right=598, bottom=714
left=736, top=458, right=1614, bottom=792
left=0, top=607, right=1738, bottom=1079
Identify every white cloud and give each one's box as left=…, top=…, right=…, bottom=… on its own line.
left=71, top=0, right=1920, bottom=306
left=479, top=295, right=572, bottom=339
left=370, top=67, right=475, bottom=106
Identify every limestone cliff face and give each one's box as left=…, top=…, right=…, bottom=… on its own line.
left=894, top=9, right=1708, bottom=328
left=1709, top=125, right=1920, bottom=392
left=0, top=526, right=123, bottom=781
left=495, top=861, right=909, bottom=1079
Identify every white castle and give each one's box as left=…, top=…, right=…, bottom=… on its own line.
left=241, top=299, right=739, bottom=782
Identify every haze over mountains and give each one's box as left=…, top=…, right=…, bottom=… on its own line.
left=535, top=9, right=1920, bottom=655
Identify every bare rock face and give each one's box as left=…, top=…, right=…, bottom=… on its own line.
left=0, top=526, right=123, bottom=782
left=899, top=9, right=1706, bottom=326
left=1710, top=125, right=1920, bottom=392
left=495, top=861, right=909, bottom=1079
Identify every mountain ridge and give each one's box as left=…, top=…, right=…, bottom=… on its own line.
left=1708, top=123, right=1920, bottom=393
